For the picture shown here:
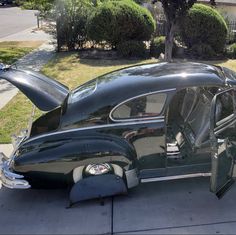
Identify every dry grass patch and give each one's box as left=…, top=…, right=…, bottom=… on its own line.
left=42, top=52, right=156, bottom=89
left=0, top=41, right=44, bottom=48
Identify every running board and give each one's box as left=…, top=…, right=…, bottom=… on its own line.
left=141, top=172, right=211, bottom=183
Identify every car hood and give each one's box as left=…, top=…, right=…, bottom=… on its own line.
left=0, top=68, right=69, bottom=111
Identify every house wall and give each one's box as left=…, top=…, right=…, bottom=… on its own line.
left=143, top=1, right=236, bottom=22
left=217, top=5, right=236, bottom=21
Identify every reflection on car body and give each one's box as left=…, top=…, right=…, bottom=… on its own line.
left=1, top=62, right=236, bottom=205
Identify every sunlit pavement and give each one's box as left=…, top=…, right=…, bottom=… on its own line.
left=1, top=175, right=236, bottom=234
left=0, top=7, right=51, bottom=42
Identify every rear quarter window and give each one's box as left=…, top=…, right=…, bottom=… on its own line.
left=111, top=93, right=167, bottom=121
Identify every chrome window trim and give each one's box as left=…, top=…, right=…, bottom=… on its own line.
left=24, top=119, right=165, bottom=144
left=109, top=88, right=176, bottom=123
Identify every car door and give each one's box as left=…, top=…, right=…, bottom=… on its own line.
left=210, top=88, right=236, bottom=199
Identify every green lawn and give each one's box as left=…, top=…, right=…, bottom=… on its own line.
left=0, top=41, right=43, bottom=64
left=1, top=52, right=236, bottom=143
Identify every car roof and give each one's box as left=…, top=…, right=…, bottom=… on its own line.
left=95, top=62, right=225, bottom=93
left=85, top=62, right=225, bottom=105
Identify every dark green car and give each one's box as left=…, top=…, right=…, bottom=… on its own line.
left=0, top=0, right=13, bottom=5
left=1, top=62, right=236, bottom=205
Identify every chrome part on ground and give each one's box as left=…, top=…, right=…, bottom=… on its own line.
left=125, top=168, right=139, bottom=188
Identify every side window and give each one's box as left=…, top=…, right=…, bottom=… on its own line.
left=112, top=93, right=167, bottom=120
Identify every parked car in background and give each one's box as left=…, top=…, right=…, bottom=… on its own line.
left=1, top=62, right=236, bottom=205
left=0, top=0, right=13, bottom=5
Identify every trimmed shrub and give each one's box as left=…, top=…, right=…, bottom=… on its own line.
left=226, top=43, right=236, bottom=59
left=181, top=4, right=228, bottom=54
left=117, top=40, right=146, bottom=58
left=150, top=36, right=165, bottom=57
left=87, top=0, right=156, bottom=47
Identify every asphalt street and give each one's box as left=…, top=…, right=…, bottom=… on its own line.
left=0, top=6, right=37, bottom=39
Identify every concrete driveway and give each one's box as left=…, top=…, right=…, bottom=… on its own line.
left=1, top=177, right=236, bottom=234
left=0, top=7, right=37, bottom=39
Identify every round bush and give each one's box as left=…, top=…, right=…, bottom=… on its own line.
left=150, top=36, right=165, bottom=57
left=226, top=43, right=236, bottom=59
left=117, top=40, right=146, bottom=58
left=88, top=0, right=156, bottom=46
left=181, top=4, right=228, bottom=54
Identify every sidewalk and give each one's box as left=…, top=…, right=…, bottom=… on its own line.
left=0, top=41, right=55, bottom=155
left=0, top=144, right=13, bottom=156
left=0, top=27, right=52, bottom=42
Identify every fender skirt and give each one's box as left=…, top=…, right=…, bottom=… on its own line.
left=69, top=174, right=127, bottom=204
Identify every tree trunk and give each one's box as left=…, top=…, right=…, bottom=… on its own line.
left=164, top=21, right=176, bottom=62
left=56, top=18, right=61, bottom=52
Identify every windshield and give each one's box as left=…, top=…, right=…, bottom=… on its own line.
left=70, top=79, right=97, bottom=102
left=223, top=67, right=236, bottom=80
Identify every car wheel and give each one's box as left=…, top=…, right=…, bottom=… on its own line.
left=72, top=163, right=124, bottom=183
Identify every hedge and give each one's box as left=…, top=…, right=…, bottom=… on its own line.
left=181, top=4, right=228, bottom=54
left=87, top=0, right=156, bottom=46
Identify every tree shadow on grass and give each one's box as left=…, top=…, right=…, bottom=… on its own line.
left=174, top=57, right=230, bottom=65
left=78, top=58, right=147, bottom=67
left=54, top=52, right=153, bottom=67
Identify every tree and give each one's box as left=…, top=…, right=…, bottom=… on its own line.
left=152, top=0, right=216, bottom=62
left=210, top=0, right=216, bottom=6
left=54, top=0, right=93, bottom=51
left=18, top=0, right=54, bottom=14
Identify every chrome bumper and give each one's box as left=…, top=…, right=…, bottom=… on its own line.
left=0, top=152, right=30, bottom=189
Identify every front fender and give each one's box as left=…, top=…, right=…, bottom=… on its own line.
left=13, top=135, right=138, bottom=175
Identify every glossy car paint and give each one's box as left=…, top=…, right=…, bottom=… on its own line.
left=0, top=68, right=69, bottom=111
left=1, top=62, right=233, bottom=191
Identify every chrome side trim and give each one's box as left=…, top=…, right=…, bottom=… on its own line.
left=109, top=88, right=176, bottom=123
left=24, top=119, right=165, bottom=144
left=141, top=173, right=211, bottom=183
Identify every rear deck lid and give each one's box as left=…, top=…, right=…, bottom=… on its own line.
left=0, top=67, right=69, bottom=111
